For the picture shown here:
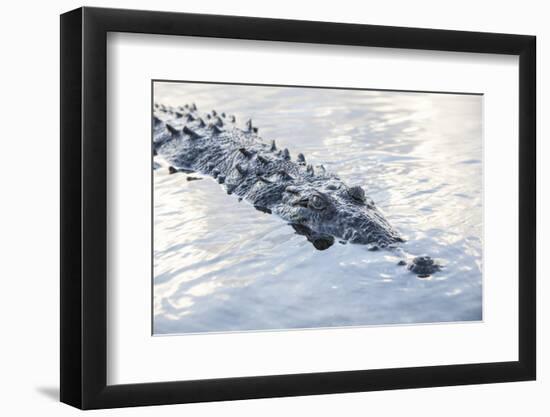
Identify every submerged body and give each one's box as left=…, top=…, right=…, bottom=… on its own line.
left=153, top=103, right=440, bottom=274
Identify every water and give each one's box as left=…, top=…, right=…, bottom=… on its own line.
left=153, top=82, right=483, bottom=335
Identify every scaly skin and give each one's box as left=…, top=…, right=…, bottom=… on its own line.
left=153, top=102, right=441, bottom=275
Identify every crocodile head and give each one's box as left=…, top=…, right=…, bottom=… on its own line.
left=277, top=181, right=403, bottom=250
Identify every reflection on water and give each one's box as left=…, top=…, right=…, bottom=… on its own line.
left=153, top=82, right=483, bottom=334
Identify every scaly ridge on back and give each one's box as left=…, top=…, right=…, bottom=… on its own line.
left=152, top=102, right=406, bottom=252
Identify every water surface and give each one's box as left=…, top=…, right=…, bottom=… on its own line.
left=153, top=82, right=483, bottom=334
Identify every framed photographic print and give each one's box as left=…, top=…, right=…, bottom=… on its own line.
left=60, top=6, right=536, bottom=409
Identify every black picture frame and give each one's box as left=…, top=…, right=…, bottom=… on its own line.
left=60, top=6, right=536, bottom=410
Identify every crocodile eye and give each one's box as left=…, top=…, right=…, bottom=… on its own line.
left=309, top=194, right=327, bottom=210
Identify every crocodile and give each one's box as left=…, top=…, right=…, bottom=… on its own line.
left=153, top=102, right=441, bottom=276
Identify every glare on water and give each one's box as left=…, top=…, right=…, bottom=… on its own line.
left=153, top=82, right=483, bottom=334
